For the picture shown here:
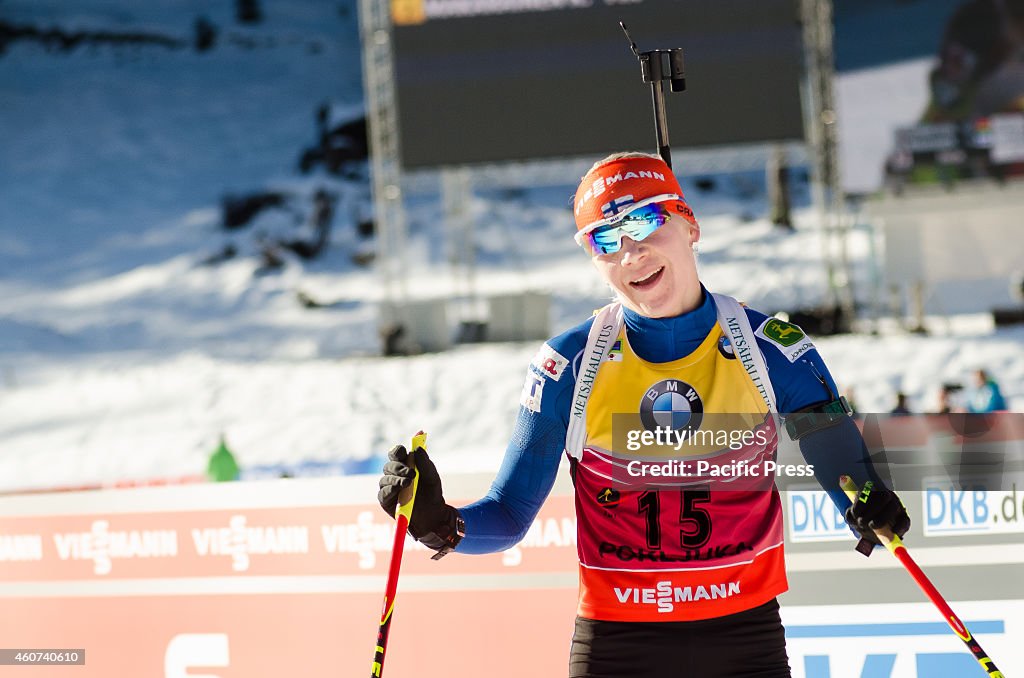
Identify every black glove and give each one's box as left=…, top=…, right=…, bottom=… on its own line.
left=378, top=444, right=462, bottom=555
left=844, top=480, right=911, bottom=555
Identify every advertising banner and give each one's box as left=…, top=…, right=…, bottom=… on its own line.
left=2, top=472, right=1022, bottom=676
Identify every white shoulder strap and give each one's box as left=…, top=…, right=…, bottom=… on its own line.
left=564, top=302, right=623, bottom=460
left=712, top=293, right=777, bottom=413
left=564, top=295, right=776, bottom=459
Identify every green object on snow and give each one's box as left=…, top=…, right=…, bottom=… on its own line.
left=207, top=436, right=240, bottom=482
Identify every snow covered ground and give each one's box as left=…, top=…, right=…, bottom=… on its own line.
left=1, top=0, right=1021, bottom=493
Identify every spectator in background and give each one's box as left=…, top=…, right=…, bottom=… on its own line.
left=968, top=369, right=1008, bottom=412
left=891, top=391, right=912, bottom=416
left=936, top=383, right=964, bottom=414
left=207, top=435, right=240, bottom=482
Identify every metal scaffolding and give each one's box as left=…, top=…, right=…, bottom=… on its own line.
left=801, top=0, right=855, bottom=321
left=358, top=0, right=408, bottom=315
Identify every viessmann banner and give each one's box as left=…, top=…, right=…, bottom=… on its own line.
left=0, top=479, right=580, bottom=677
left=1, top=468, right=1022, bottom=676
left=0, top=503, right=576, bottom=579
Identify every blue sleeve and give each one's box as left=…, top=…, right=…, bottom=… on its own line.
left=455, top=408, right=566, bottom=553
left=797, top=417, right=891, bottom=514
left=454, top=319, right=590, bottom=554
left=744, top=308, right=889, bottom=513
left=744, top=307, right=837, bottom=414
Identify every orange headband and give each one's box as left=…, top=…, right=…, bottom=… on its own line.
left=573, top=155, right=696, bottom=231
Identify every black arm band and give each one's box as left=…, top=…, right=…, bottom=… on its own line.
left=784, top=396, right=853, bottom=441
left=419, top=507, right=465, bottom=560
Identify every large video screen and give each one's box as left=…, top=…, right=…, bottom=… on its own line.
left=390, top=0, right=805, bottom=168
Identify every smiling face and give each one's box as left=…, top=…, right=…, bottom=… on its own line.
left=591, top=215, right=702, bottom=318
left=573, top=152, right=703, bottom=318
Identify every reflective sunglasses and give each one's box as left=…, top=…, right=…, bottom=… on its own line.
left=575, top=197, right=678, bottom=255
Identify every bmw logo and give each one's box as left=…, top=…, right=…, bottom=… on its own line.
left=718, top=335, right=736, bottom=360
left=639, top=379, right=704, bottom=436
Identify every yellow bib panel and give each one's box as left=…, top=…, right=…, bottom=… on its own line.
left=573, top=322, right=787, bottom=621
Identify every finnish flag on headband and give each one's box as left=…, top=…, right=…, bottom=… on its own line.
left=600, top=195, right=635, bottom=218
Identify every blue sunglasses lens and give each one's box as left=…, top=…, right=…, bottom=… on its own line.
left=586, top=204, right=671, bottom=254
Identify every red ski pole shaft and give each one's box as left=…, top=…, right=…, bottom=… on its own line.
left=840, top=476, right=1005, bottom=678
left=371, top=431, right=425, bottom=678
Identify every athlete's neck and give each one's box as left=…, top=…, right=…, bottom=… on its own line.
left=623, top=285, right=715, bottom=363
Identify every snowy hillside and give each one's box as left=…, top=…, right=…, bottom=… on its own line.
left=1, top=0, right=1021, bottom=493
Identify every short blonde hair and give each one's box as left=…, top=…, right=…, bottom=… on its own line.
left=585, top=151, right=665, bottom=176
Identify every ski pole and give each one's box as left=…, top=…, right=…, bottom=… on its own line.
left=839, top=475, right=1005, bottom=678
left=371, top=431, right=425, bottom=678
